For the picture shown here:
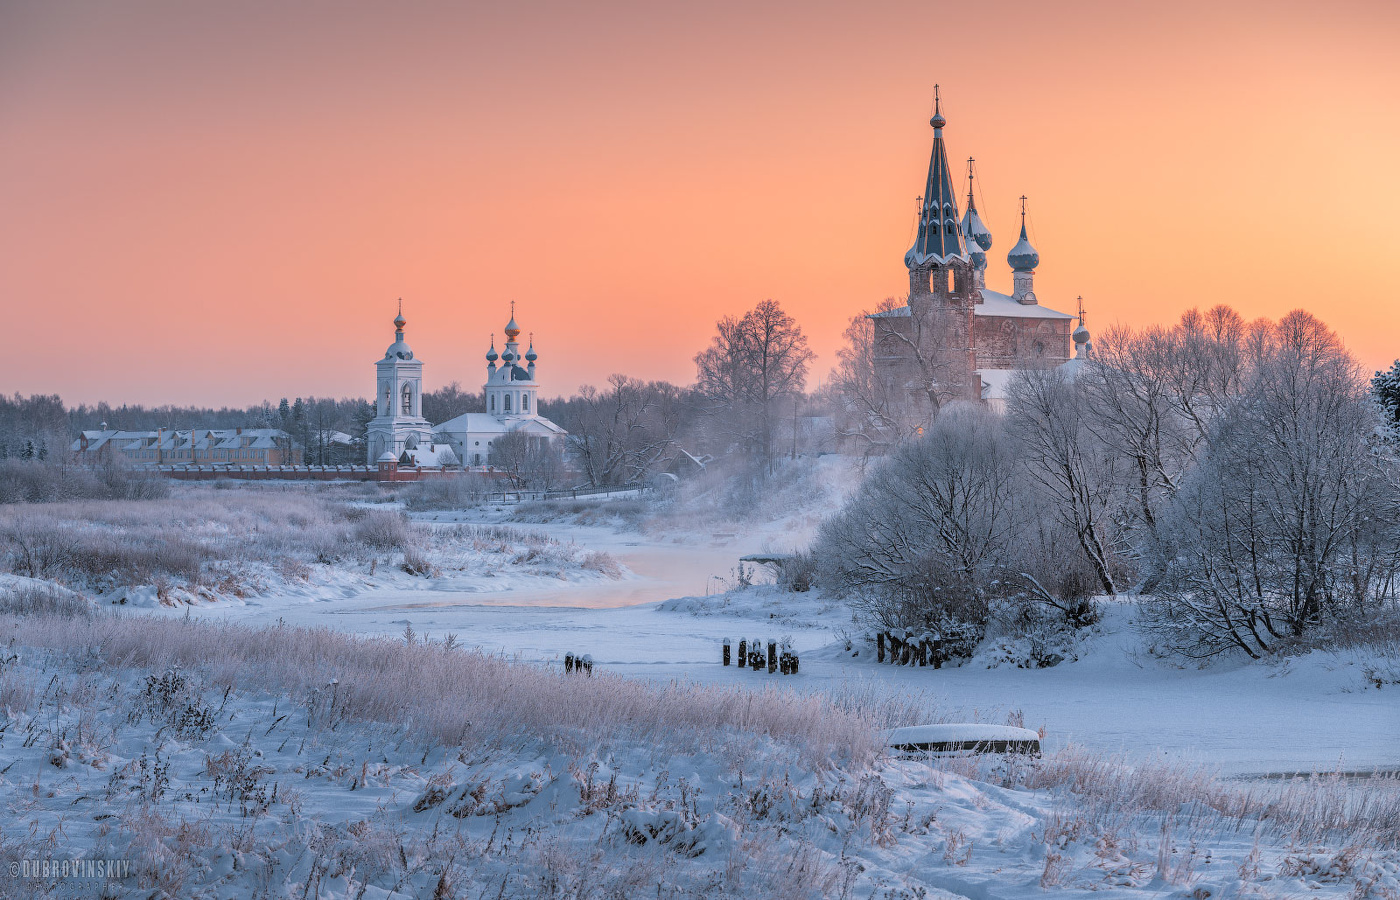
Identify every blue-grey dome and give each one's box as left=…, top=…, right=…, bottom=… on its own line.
left=525, top=344, right=537, bottom=362
left=1007, top=222, right=1039, bottom=272
left=510, top=365, right=531, bottom=381
left=486, top=344, right=498, bottom=362
left=968, top=245, right=987, bottom=270
left=961, top=204, right=993, bottom=252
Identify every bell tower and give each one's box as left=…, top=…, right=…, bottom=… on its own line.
left=902, top=87, right=977, bottom=402
left=365, top=301, right=433, bottom=464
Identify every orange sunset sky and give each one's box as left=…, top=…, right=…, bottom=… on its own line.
left=2, top=0, right=1398, bottom=407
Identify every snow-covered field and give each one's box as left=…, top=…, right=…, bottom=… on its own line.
left=2, top=472, right=1398, bottom=898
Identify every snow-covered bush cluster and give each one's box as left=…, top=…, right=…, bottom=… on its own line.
left=0, top=485, right=622, bottom=605
left=0, top=457, right=168, bottom=504
left=814, top=404, right=1101, bottom=662
left=818, top=306, right=1400, bottom=661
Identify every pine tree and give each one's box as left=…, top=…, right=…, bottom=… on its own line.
left=1373, top=360, right=1400, bottom=428
left=20, top=440, right=34, bottom=461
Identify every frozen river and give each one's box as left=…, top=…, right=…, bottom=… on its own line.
left=151, top=516, right=1400, bottom=779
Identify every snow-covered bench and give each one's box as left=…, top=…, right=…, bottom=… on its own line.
left=885, top=724, right=1041, bottom=756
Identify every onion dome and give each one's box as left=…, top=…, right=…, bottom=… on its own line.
left=1073, top=297, right=1091, bottom=352
left=501, top=348, right=514, bottom=364
left=486, top=339, right=498, bottom=362
left=504, top=301, right=522, bottom=342
left=384, top=302, right=414, bottom=360
left=1007, top=199, right=1039, bottom=272
left=525, top=342, right=537, bottom=362
left=961, top=162, right=993, bottom=253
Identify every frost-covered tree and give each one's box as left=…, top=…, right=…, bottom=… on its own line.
left=815, top=406, right=1018, bottom=630
left=695, top=299, right=815, bottom=467
left=1373, top=359, right=1400, bottom=433
left=815, top=405, right=1101, bottom=636
left=1146, top=312, right=1400, bottom=658
left=1005, top=366, right=1126, bottom=596
left=562, top=376, right=689, bottom=486
left=825, top=298, right=925, bottom=457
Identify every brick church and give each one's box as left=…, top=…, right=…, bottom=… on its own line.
left=871, top=91, right=1090, bottom=413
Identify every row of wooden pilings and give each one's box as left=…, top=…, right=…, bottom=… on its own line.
left=876, top=630, right=945, bottom=668
left=722, top=638, right=799, bottom=674
left=563, top=652, right=594, bottom=675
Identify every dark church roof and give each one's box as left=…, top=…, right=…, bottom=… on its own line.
left=904, top=88, right=969, bottom=269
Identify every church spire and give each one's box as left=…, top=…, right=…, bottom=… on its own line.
left=905, top=85, right=968, bottom=269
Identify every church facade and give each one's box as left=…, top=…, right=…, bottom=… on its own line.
left=365, top=305, right=565, bottom=467
left=872, top=93, right=1090, bottom=414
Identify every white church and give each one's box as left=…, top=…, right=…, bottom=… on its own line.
left=365, top=304, right=566, bottom=467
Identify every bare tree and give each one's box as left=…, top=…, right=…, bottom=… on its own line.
left=565, top=376, right=687, bottom=486
left=695, top=299, right=815, bottom=467
left=825, top=298, right=925, bottom=457
left=868, top=294, right=965, bottom=421
left=1082, top=324, right=1186, bottom=537
left=816, top=406, right=1020, bottom=630
left=1006, top=366, right=1126, bottom=596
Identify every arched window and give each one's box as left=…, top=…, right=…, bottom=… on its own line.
left=490, top=394, right=496, bottom=412
left=383, top=384, right=391, bottom=413
left=522, top=394, right=529, bottom=412
left=504, top=394, right=512, bottom=413
left=402, top=385, right=412, bottom=415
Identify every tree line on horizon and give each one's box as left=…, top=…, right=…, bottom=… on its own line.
left=4, top=299, right=1398, bottom=495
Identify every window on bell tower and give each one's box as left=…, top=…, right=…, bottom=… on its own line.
left=402, top=385, right=412, bottom=415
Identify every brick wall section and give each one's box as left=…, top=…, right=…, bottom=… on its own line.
left=971, top=315, right=1072, bottom=369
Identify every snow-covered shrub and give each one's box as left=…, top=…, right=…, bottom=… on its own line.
left=0, top=457, right=167, bottom=504
left=981, top=601, right=1084, bottom=668
left=401, top=474, right=494, bottom=510
left=350, top=508, right=412, bottom=551
left=0, top=582, right=90, bottom=618
left=775, top=549, right=817, bottom=592
left=815, top=407, right=1012, bottom=632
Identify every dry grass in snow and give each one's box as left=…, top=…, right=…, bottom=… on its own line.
left=1, top=597, right=1398, bottom=898
left=0, top=485, right=623, bottom=604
